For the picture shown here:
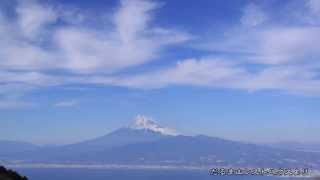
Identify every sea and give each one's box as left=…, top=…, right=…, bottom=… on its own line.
left=15, top=168, right=312, bottom=180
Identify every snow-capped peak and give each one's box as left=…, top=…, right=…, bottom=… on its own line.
left=130, top=115, right=179, bottom=136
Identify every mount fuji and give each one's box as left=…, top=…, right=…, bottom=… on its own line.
left=1, top=116, right=320, bottom=170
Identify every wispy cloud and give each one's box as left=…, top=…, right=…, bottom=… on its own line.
left=87, top=0, right=320, bottom=96
left=177, top=1, right=320, bottom=95
left=0, top=0, right=319, bottom=97
left=16, top=0, right=58, bottom=40
left=0, top=0, right=190, bottom=73
left=305, top=0, right=320, bottom=24
left=0, top=0, right=190, bottom=101
left=110, top=58, right=248, bottom=89
left=87, top=57, right=319, bottom=96
left=241, top=3, right=268, bottom=27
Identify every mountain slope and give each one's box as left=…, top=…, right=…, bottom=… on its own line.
left=7, top=120, right=172, bottom=162
left=82, top=135, right=320, bottom=169
left=2, top=117, right=320, bottom=169
left=68, top=127, right=167, bottom=149
left=8, top=134, right=320, bottom=169
left=50, top=127, right=168, bottom=159
left=267, top=142, right=320, bottom=152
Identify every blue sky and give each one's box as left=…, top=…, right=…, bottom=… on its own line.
left=0, top=0, right=320, bottom=145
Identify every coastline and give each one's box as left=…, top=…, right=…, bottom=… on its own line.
left=4, top=163, right=207, bottom=171
left=4, top=163, right=320, bottom=177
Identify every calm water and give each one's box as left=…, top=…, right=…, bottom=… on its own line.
left=16, top=168, right=310, bottom=180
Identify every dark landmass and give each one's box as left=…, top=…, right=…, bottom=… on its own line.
left=0, top=166, right=27, bottom=180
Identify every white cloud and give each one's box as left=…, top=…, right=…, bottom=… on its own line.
left=110, top=58, right=247, bottom=89
left=308, top=0, right=320, bottom=14
left=0, top=0, right=319, bottom=98
left=0, top=4, right=56, bottom=71
left=241, top=3, right=267, bottom=27
left=200, top=26, right=320, bottom=65
left=53, top=0, right=161, bottom=73
left=16, top=0, right=57, bottom=40
left=96, top=58, right=320, bottom=96
left=3, top=56, right=315, bottom=96
left=114, top=0, right=157, bottom=43
left=256, top=27, right=319, bottom=64
left=177, top=1, right=320, bottom=95
left=131, top=115, right=179, bottom=136
left=0, top=71, right=57, bottom=86
left=235, top=65, right=320, bottom=95
left=0, top=0, right=191, bottom=102
left=0, top=0, right=190, bottom=73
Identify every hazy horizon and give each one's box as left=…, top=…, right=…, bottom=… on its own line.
left=2, top=113, right=320, bottom=146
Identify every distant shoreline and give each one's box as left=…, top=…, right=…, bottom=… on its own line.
left=4, top=163, right=320, bottom=177
left=5, top=163, right=207, bottom=171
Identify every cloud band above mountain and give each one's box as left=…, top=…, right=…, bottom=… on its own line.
left=1, top=0, right=320, bottom=109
